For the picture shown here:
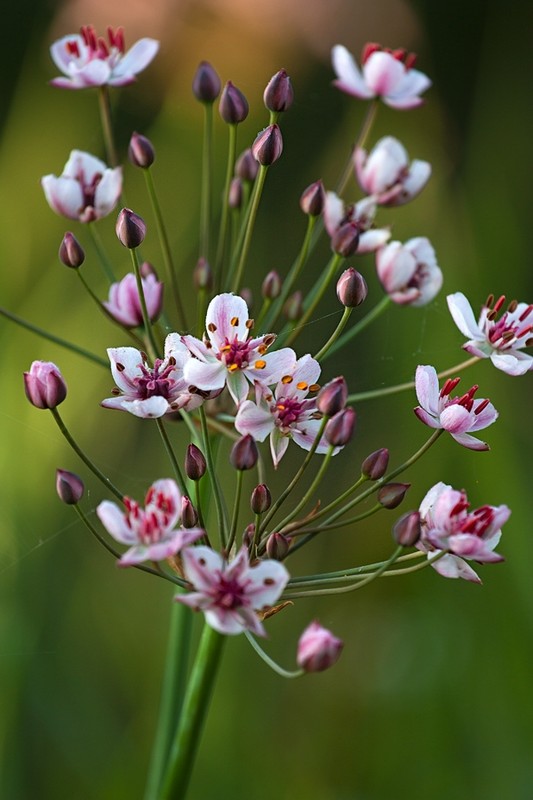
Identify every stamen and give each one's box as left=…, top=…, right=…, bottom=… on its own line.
left=208, top=322, right=217, bottom=332
left=255, top=360, right=266, bottom=369
left=474, top=398, right=490, bottom=415
left=245, top=319, right=254, bottom=329
left=230, top=316, right=239, bottom=326
left=116, top=362, right=125, bottom=372
left=309, top=383, right=320, bottom=392
left=296, top=381, right=308, bottom=390
left=228, top=363, right=239, bottom=372
left=519, top=304, right=533, bottom=322
left=257, top=344, right=267, bottom=355
left=281, top=375, right=293, bottom=384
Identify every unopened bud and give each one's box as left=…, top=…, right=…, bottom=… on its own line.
left=56, top=469, right=84, bottom=505
left=266, top=532, right=290, bottom=560
left=392, top=510, right=421, bottom=547
left=240, top=287, right=253, bottom=309
left=193, top=258, right=213, bottom=291
left=24, top=361, right=67, bottom=409
left=128, top=132, right=155, bottom=168
left=59, top=232, right=85, bottom=268
left=361, top=448, right=389, bottom=480
left=230, top=434, right=259, bottom=470
left=181, top=496, right=198, bottom=528
left=192, top=61, right=221, bottom=103
left=325, top=407, right=356, bottom=446
left=316, top=377, right=348, bottom=416
left=251, top=483, right=272, bottom=514
left=235, top=148, right=259, bottom=182
left=116, top=208, right=146, bottom=249
left=219, top=81, right=249, bottom=124
left=228, top=177, right=243, bottom=209
left=284, top=290, right=303, bottom=321
left=337, top=268, right=368, bottom=307
left=263, top=69, right=294, bottom=113
left=185, top=444, right=206, bottom=481
left=377, top=483, right=410, bottom=509
left=252, top=124, right=283, bottom=166
left=331, top=222, right=360, bottom=257
left=297, top=621, right=343, bottom=673
left=140, top=261, right=158, bottom=279
left=262, top=271, right=281, bottom=300
left=242, top=523, right=255, bottom=548
left=300, top=180, right=325, bottom=217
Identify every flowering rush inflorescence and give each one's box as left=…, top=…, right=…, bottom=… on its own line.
left=8, top=25, right=527, bottom=796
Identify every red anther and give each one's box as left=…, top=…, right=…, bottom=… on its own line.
left=66, top=40, right=80, bottom=57
left=507, top=299, right=518, bottom=313
left=440, top=376, right=461, bottom=397
left=451, top=498, right=469, bottom=516
left=361, top=42, right=381, bottom=63
left=516, top=324, right=533, bottom=339
left=474, top=398, right=490, bottom=415
left=493, top=295, right=506, bottom=314
left=486, top=308, right=498, bottom=321
left=519, top=304, right=533, bottom=322
left=392, top=48, right=407, bottom=61
left=405, top=51, right=417, bottom=69
left=97, top=37, right=109, bottom=57
left=485, top=293, right=494, bottom=308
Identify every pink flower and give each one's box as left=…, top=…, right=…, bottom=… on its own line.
left=418, top=481, right=509, bottom=582
left=42, top=150, right=122, bottom=223
left=324, top=192, right=391, bottom=253
left=101, top=333, right=208, bottom=418
left=96, top=479, right=203, bottom=566
left=332, top=43, right=431, bottom=110
left=182, top=293, right=296, bottom=405
left=50, top=25, right=159, bottom=89
left=103, top=272, right=163, bottom=328
left=176, top=545, right=290, bottom=636
left=376, top=238, right=442, bottom=306
left=23, top=361, right=67, bottom=409
left=355, top=136, right=431, bottom=206
left=414, top=365, right=498, bottom=450
left=447, top=292, right=533, bottom=376
left=297, top=621, right=344, bottom=672
left=235, top=354, right=334, bottom=467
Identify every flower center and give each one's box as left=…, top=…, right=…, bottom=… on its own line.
left=219, top=338, right=251, bottom=371
left=134, top=358, right=177, bottom=399
left=214, top=576, right=245, bottom=609
left=275, top=396, right=303, bottom=429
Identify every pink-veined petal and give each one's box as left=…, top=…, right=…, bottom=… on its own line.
left=97, top=501, right=137, bottom=545
left=206, top=293, right=249, bottom=346
left=451, top=432, right=489, bottom=451
left=431, top=553, right=481, bottom=583
left=331, top=45, right=373, bottom=99
left=111, top=38, right=159, bottom=80
left=235, top=400, right=274, bottom=441
left=447, top=292, right=483, bottom=340
left=415, top=365, right=440, bottom=414
left=183, top=358, right=226, bottom=392
left=41, top=176, right=84, bottom=219
left=363, top=51, right=406, bottom=96
left=181, top=546, right=223, bottom=592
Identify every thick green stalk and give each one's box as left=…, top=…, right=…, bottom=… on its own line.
left=160, top=624, right=225, bottom=800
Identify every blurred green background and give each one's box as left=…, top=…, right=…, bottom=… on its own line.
left=1, top=0, right=532, bottom=798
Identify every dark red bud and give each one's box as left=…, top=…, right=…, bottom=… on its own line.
left=331, top=222, right=360, bottom=257
left=262, top=271, right=282, bottom=300
left=378, top=483, right=410, bottom=509
left=235, top=148, right=259, bottom=182
left=361, top=42, right=381, bottom=64
left=181, top=496, right=198, bottom=528
left=193, top=258, right=213, bottom=290
left=228, top=177, right=243, bottom=209
left=300, top=180, right=325, bottom=217
left=56, top=469, right=84, bottom=505
left=230, top=434, right=259, bottom=471
left=24, top=361, right=67, bottom=409
left=361, top=448, right=389, bottom=480
left=325, top=407, right=356, bottom=446
left=128, top=132, right=155, bottom=168
left=116, top=208, right=146, bottom=249
left=336, top=268, right=368, bottom=307
left=392, top=511, right=421, bottom=547
left=219, top=81, right=249, bottom=124
left=263, top=69, right=294, bottom=113
left=251, top=483, right=272, bottom=514
left=316, top=377, right=348, bottom=416
left=252, top=124, right=283, bottom=166
left=185, top=444, right=206, bottom=481
left=284, top=291, right=303, bottom=321
left=59, top=232, right=85, bottom=268
left=192, top=61, right=221, bottom=103
left=266, top=532, right=291, bottom=560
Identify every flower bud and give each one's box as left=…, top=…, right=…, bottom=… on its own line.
left=263, top=69, right=294, bottom=112
left=242, top=523, right=255, bottom=548
left=181, top=496, right=198, bottom=528
left=193, top=258, right=213, bottom=291
left=316, top=377, right=348, bottom=416
left=116, top=208, right=146, bottom=249
left=140, top=261, right=159, bottom=279
left=235, top=148, right=259, bottom=182
left=56, top=469, right=84, bottom=505
left=128, top=132, right=155, bottom=168
left=331, top=222, right=360, bottom=257
left=24, top=361, right=67, bottom=409
left=377, top=482, right=410, bottom=509
left=228, top=177, right=243, bottom=209
left=300, top=180, right=325, bottom=217
left=219, top=81, right=249, bottom=124
left=252, top=124, right=283, bottom=166
left=284, top=291, right=303, bottom=321
left=325, top=407, right=356, bottom=446
left=336, top=268, right=368, bottom=307
left=192, top=61, right=221, bottom=103
left=297, top=621, right=343, bottom=673
left=262, top=271, right=281, bottom=300
left=361, top=448, right=389, bottom=480
left=392, top=510, right=421, bottom=547
left=240, top=288, right=253, bottom=309
left=59, top=231, right=85, bottom=268
left=230, top=434, right=259, bottom=471
left=250, top=483, right=271, bottom=514
left=185, top=444, right=206, bottom=481
left=266, top=532, right=290, bottom=560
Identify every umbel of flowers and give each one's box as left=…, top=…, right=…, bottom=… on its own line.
left=5, top=26, right=526, bottom=800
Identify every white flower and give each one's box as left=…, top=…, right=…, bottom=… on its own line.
left=42, top=150, right=122, bottom=222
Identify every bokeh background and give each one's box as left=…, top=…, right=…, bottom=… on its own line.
left=1, top=0, right=532, bottom=798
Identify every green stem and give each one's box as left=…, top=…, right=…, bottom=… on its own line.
left=336, top=99, right=379, bottom=197
left=130, top=248, right=160, bottom=359
left=288, top=550, right=424, bottom=585
left=324, top=295, right=391, bottom=361
left=215, top=123, right=237, bottom=283
left=226, top=469, right=243, bottom=554
left=75, top=272, right=146, bottom=349
left=87, top=222, right=116, bottom=283
left=274, top=445, right=334, bottom=534
left=199, top=407, right=228, bottom=547
left=155, top=418, right=187, bottom=494
left=314, top=306, right=353, bottom=361
left=347, top=356, right=481, bottom=403
left=144, top=599, right=194, bottom=800
left=0, top=306, right=107, bottom=368
left=50, top=407, right=123, bottom=501
left=200, top=103, right=214, bottom=261
left=160, top=623, right=225, bottom=800
left=244, top=632, right=303, bottom=678
left=98, top=85, right=119, bottom=167
left=230, top=164, right=269, bottom=294
left=144, top=168, right=188, bottom=330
